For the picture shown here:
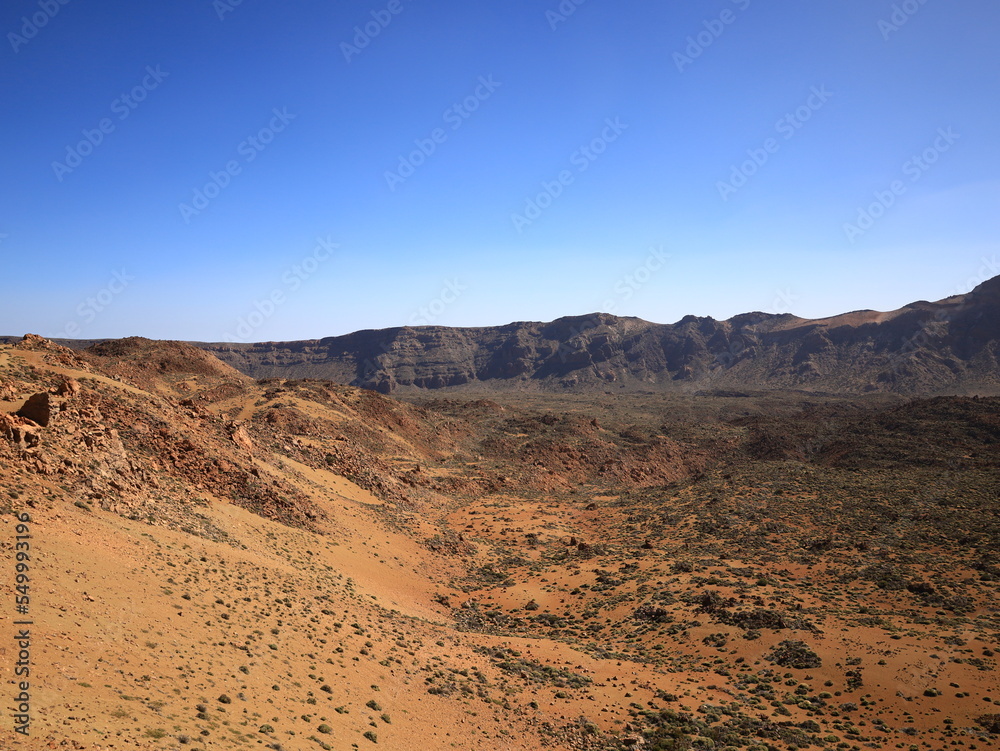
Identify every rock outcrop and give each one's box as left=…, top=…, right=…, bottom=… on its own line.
left=17, top=392, right=53, bottom=426
left=0, top=413, right=40, bottom=449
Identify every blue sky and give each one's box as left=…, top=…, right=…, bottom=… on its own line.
left=2, top=0, right=998, bottom=342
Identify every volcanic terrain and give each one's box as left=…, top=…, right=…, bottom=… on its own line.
left=1, top=331, right=998, bottom=750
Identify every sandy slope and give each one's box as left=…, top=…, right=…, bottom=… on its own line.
left=1, top=336, right=999, bottom=750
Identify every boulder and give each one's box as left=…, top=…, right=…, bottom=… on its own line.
left=229, top=422, right=254, bottom=454
left=57, top=379, right=81, bottom=397
left=0, top=413, right=40, bottom=449
left=0, top=381, right=18, bottom=401
left=17, top=392, right=52, bottom=427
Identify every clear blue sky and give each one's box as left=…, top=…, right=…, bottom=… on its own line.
left=2, top=0, right=998, bottom=342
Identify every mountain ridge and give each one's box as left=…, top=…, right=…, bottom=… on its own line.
left=193, top=274, right=1000, bottom=394
left=6, top=275, right=999, bottom=395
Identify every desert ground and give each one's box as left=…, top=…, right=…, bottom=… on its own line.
left=2, top=335, right=998, bottom=750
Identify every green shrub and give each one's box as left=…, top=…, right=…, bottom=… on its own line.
left=766, top=640, right=822, bottom=669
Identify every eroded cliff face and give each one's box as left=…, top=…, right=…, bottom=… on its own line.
left=193, top=276, right=1000, bottom=395
left=9, top=276, right=999, bottom=395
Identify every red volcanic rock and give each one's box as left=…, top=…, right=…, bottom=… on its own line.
left=17, top=392, right=52, bottom=427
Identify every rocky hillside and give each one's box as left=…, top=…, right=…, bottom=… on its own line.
left=189, top=275, right=1000, bottom=395
left=2, top=335, right=999, bottom=749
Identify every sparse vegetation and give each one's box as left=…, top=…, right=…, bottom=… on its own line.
left=2, top=337, right=998, bottom=750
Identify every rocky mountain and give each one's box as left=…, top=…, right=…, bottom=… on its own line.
left=192, top=275, right=1000, bottom=395
left=6, top=276, right=999, bottom=395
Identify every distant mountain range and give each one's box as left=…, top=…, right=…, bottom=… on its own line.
left=8, top=275, right=1000, bottom=395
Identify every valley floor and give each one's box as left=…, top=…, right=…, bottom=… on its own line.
left=2, top=336, right=999, bottom=750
